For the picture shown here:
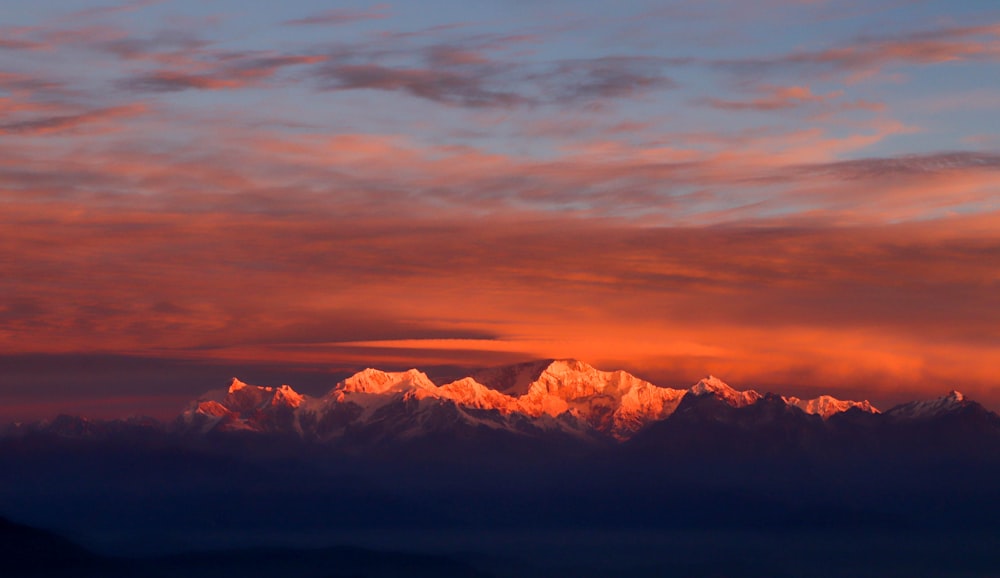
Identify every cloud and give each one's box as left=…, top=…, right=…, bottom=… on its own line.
left=2, top=2, right=998, bottom=414
left=314, top=51, right=674, bottom=107
left=0, top=20, right=148, bottom=54
left=3, top=183, right=1000, bottom=407
left=119, top=53, right=325, bottom=92
left=317, top=62, right=528, bottom=107
left=0, top=37, right=45, bottom=51
left=0, top=104, right=146, bottom=135
left=99, top=31, right=208, bottom=63
left=0, top=25, right=51, bottom=51
left=712, top=23, right=1000, bottom=78
left=818, top=24, right=1000, bottom=68
left=284, top=5, right=391, bottom=26
left=802, top=151, right=1000, bottom=180
left=543, top=57, right=675, bottom=101
left=310, top=36, right=526, bottom=106
left=60, top=0, right=165, bottom=21
left=1, top=110, right=998, bottom=407
left=109, top=30, right=645, bottom=107
left=698, top=84, right=859, bottom=111
left=5, top=10, right=672, bottom=109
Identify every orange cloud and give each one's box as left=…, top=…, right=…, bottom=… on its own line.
left=2, top=1, right=997, bottom=422
left=3, top=178, right=999, bottom=409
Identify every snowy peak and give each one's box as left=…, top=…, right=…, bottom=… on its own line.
left=273, top=385, right=304, bottom=408
left=194, top=400, right=231, bottom=418
left=527, top=359, right=614, bottom=399
left=319, top=359, right=690, bottom=440
left=689, top=376, right=761, bottom=408
left=227, top=377, right=250, bottom=394
left=689, top=377, right=875, bottom=418
left=437, top=377, right=519, bottom=413
left=224, top=380, right=303, bottom=410
left=180, top=378, right=303, bottom=433
left=334, top=368, right=437, bottom=395
left=784, top=395, right=879, bottom=419
left=887, top=390, right=971, bottom=420
left=517, top=359, right=688, bottom=439
left=525, top=359, right=680, bottom=400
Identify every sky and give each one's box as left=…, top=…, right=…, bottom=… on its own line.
left=1, top=0, right=999, bottom=419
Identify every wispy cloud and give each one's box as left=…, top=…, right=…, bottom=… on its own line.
left=0, top=27, right=48, bottom=51
left=0, top=37, right=45, bottom=51
left=59, top=0, right=165, bottom=22
left=3, top=0, right=999, bottom=411
left=713, top=23, right=1000, bottom=78
left=314, top=52, right=674, bottom=107
left=699, top=84, right=839, bottom=110
left=284, top=5, right=391, bottom=26
left=803, top=151, right=1000, bottom=180
left=0, top=104, right=146, bottom=135
left=542, top=56, right=675, bottom=101
left=3, top=182, right=999, bottom=400
left=119, top=53, right=325, bottom=92
left=80, top=22, right=674, bottom=107
left=317, top=62, right=526, bottom=107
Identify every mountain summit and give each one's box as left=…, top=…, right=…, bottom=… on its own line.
left=886, top=390, right=972, bottom=420
left=689, top=375, right=761, bottom=407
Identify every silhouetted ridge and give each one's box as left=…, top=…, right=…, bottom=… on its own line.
left=0, top=516, right=124, bottom=577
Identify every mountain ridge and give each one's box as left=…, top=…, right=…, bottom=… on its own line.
left=86, top=358, right=998, bottom=444
left=7, top=359, right=992, bottom=447
left=4, top=359, right=1000, bottom=570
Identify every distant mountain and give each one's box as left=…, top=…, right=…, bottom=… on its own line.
left=178, top=378, right=303, bottom=435
left=886, top=390, right=976, bottom=420
left=168, top=360, right=886, bottom=444
left=783, top=394, right=879, bottom=419
left=4, top=360, right=1000, bottom=575
left=8, top=358, right=999, bottom=465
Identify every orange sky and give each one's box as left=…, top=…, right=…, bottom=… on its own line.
left=1, top=0, right=999, bottom=418
left=3, top=195, right=999, bottom=415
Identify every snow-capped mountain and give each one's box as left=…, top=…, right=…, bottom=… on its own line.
left=335, top=368, right=438, bottom=396
left=175, top=360, right=891, bottom=442
left=689, top=375, right=761, bottom=408
left=511, top=360, right=687, bottom=439
left=178, top=360, right=691, bottom=442
left=885, top=390, right=971, bottom=421
left=179, top=378, right=303, bottom=434
left=301, top=367, right=581, bottom=444
left=7, top=361, right=999, bottom=571
left=686, top=375, right=880, bottom=419
left=783, top=394, right=879, bottom=419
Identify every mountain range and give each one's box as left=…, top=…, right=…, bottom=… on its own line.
left=154, top=360, right=952, bottom=442
left=3, top=359, right=1000, bottom=577
left=8, top=358, right=980, bottom=445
